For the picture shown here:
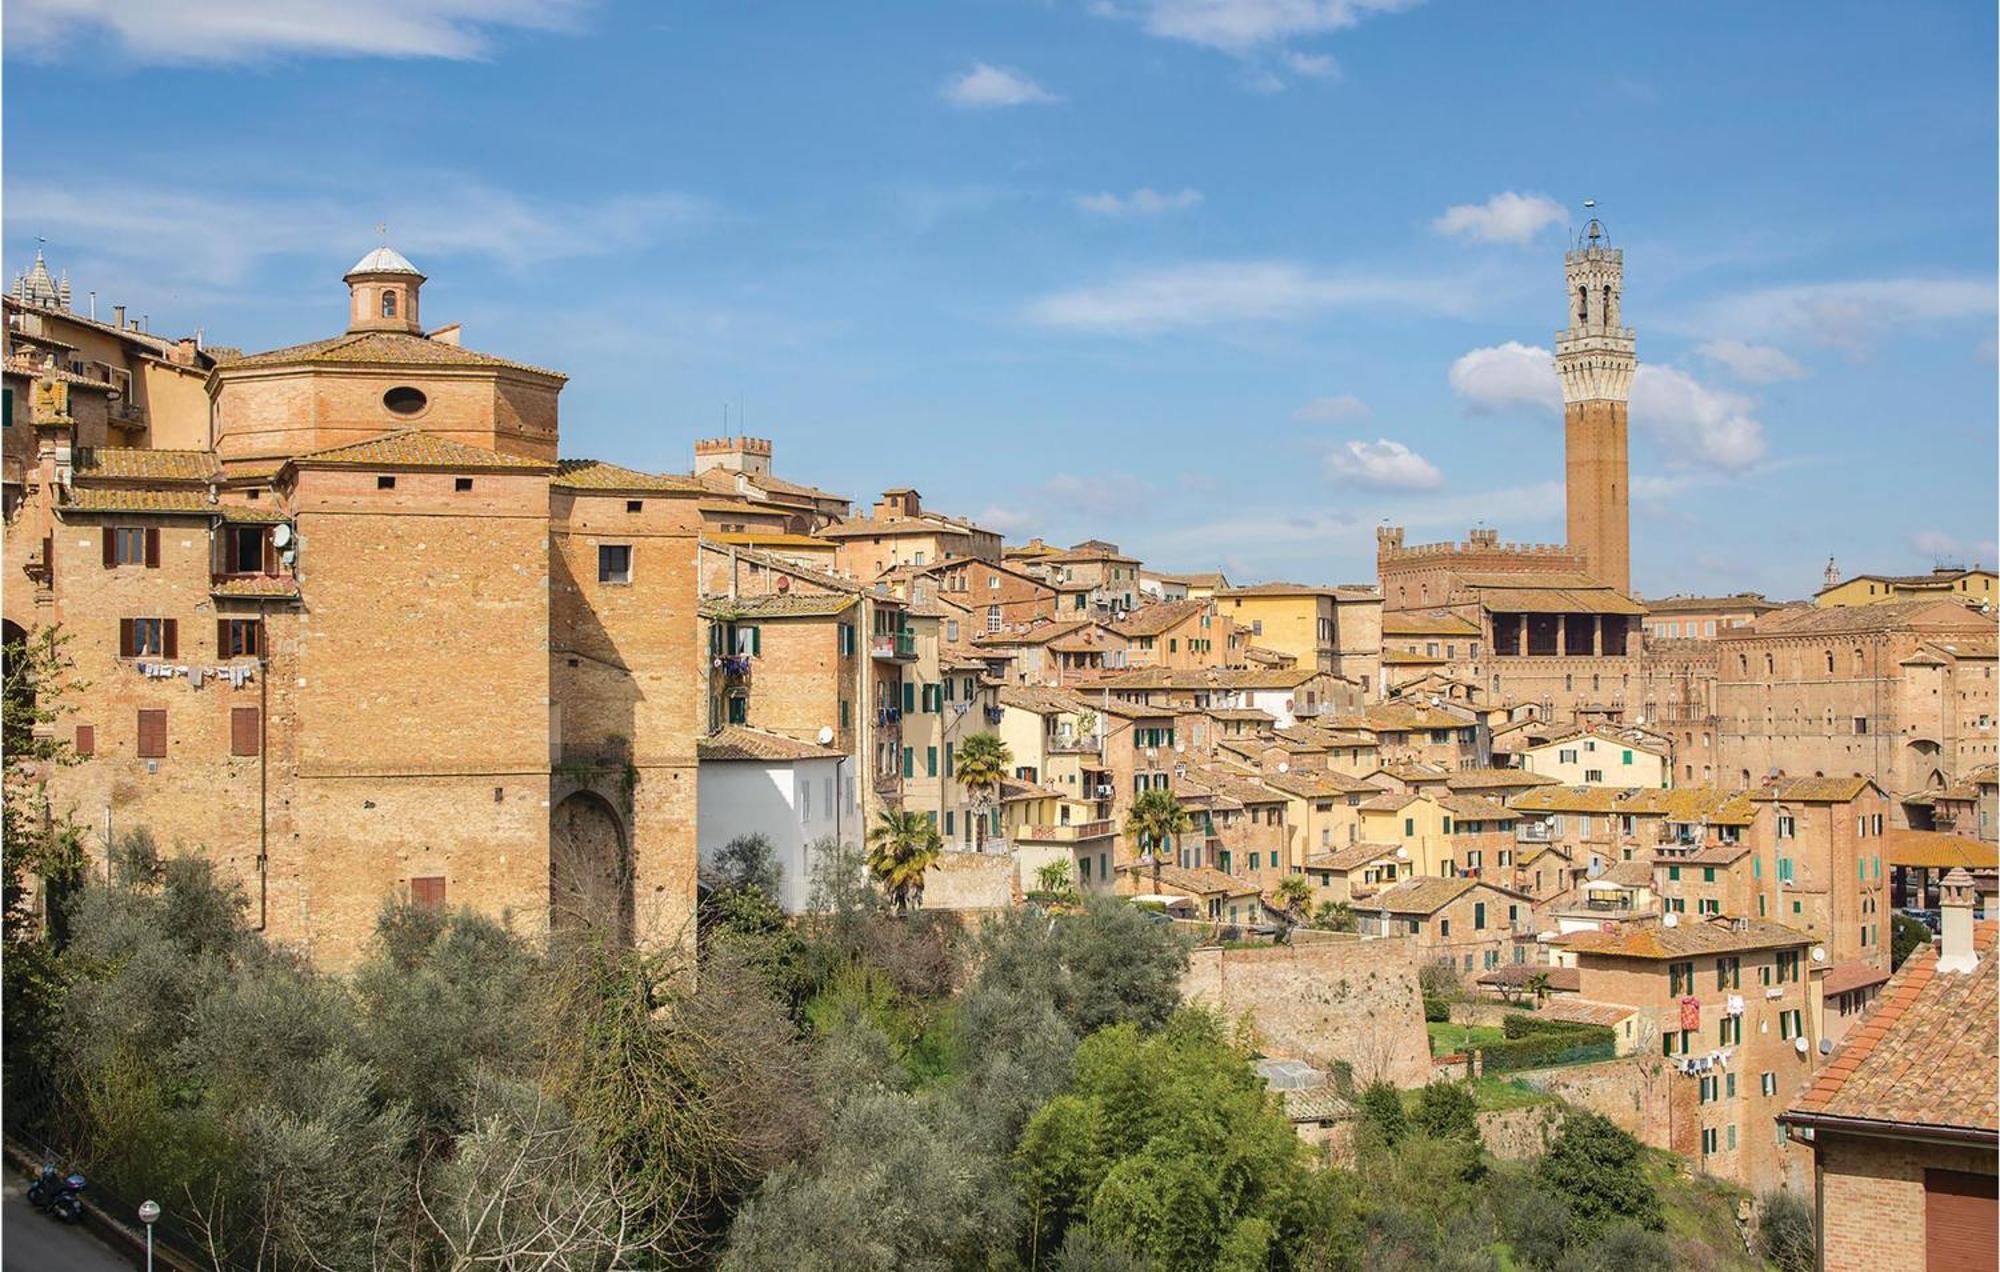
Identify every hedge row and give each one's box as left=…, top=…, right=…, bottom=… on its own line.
left=1478, top=1017, right=1618, bottom=1074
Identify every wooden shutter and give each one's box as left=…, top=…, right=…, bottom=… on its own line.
left=230, top=707, right=260, bottom=757
left=410, top=877, right=447, bottom=909
left=119, top=619, right=136, bottom=658
left=162, top=619, right=178, bottom=659
left=217, top=619, right=229, bottom=657
left=262, top=529, right=277, bottom=575
left=1926, top=1170, right=1998, bottom=1271
left=136, top=709, right=167, bottom=758
left=75, top=725, right=94, bottom=757
left=102, top=527, right=116, bottom=568
left=143, top=527, right=160, bottom=568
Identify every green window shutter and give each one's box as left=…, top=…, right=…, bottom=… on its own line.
left=1622, top=750, right=1633, bottom=764
left=840, top=700, right=850, bottom=728
left=945, top=811, right=954, bottom=835
left=903, top=747, right=914, bottom=778
left=943, top=677, right=955, bottom=702
left=709, top=624, right=723, bottom=655
left=926, top=747, right=937, bottom=777
left=749, top=625, right=761, bottom=656
left=903, top=682, right=915, bottom=713
left=944, top=743, right=954, bottom=777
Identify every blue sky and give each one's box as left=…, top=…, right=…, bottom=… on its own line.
left=7, top=0, right=1995, bottom=596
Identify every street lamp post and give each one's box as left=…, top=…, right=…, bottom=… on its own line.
left=138, top=1199, right=160, bottom=1271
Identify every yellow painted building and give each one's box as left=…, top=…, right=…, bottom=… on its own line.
left=1215, top=582, right=1382, bottom=695
left=1815, top=566, right=1996, bottom=609
left=1356, top=791, right=1462, bottom=877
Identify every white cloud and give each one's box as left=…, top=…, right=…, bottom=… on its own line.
left=1279, top=49, right=1339, bottom=77
left=1698, top=277, right=1995, bottom=356
left=1630, top=365, right=1767, bottom=471
left=1291, top=393, right=1371, bottom=422
left=1026, top=260, right=1474, bottom=334
left=7, top=0, right=589, bottom=64
left=1432, top=192, right=1566, bottom=246
left=1325, top=438, right=1442, bottom=490
left=1449, top=341, right=1767, bottom=470
left=942, top=63, right=1058, bottom=108
left=1131, top=0, right=1421, bottom=54
left=1448, top=341, right=1561, bottom=412
left=1073, top=187, right=1205, bottom=218
left=1695, top=339, right=1808, bottom=384
left=6, top=177, right=710, bottom=285
left=1908, top=530, right=1998, bottom=567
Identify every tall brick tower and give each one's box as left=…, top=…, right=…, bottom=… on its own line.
left=1556, top=215, right=1635, bottom=593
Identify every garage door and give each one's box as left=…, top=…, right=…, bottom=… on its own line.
left=1925, top=1169, right=1998, bottom=1271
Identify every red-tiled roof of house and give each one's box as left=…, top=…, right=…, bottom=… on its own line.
left=1821, top=959, right=1893, bottom=998
left=554, top=459, right=707, bottom=493
left=72, top=446, right=220, bottom=483
left=59, top=487, right=213, bottom=515
left=1784, top=921, right=1997, bottom=1137
left=217, top=329, right=565, bottom=378
left=1883, top=830, right=1999, bottom=871
left=1560, top=915, right=1812, bottom=960
left=1368, top=876, right=1526, bottom=915
left=697, top=726, right=845, bottom=763
left=289, top=431, right=553, bottom=471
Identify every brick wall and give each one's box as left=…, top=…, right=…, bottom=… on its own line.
left=1182, top=936, right=1432, bottom=1088
left=1815, top=1134, right=1996, bottom=1272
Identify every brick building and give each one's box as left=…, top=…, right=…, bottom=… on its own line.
left=1712, top=600, right=1997, bottom=800
left=1558, top=915, right=1820, bottom=1192
left=1781, top=873, right=1996, bottom=1271
left=7, top=249, right=703, bottom=968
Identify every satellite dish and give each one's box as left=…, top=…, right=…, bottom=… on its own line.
left=1277, top=761, right=1290, bottom=774
left=1395, top=846, right=1408, bottom=859
left=1810, top=946, right=1826, bottom=963
left=817, top=725, right=834, bottom=745
left=1174, top=742, right=1186, bottom=753
left=1794, top=1036, right=1809, bottom=1055
left=1662, top=912, right=1679, bottom=927
left=271, top=523, right=293, bottom=548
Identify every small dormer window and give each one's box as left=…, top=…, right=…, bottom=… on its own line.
left=381, top=290, right=397, bottom=318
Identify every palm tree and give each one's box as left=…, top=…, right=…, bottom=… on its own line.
left=953, top=731, right=1012, bottom=852
left=1124, top=788, right=1191, bottom=899
left=1274, top=873, right=1313, bottom=920
left=866, top=809, right=943, bottom=915
left=1526, top=970, right=1553, bottom=1008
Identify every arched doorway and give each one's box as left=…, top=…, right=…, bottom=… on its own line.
left=550, top=791, right=632, bottom=946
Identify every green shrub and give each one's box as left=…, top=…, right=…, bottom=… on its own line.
left=1480, top=1020, right=1617, bottom=1073
left=1423, top=993, right=1451, bottom=1022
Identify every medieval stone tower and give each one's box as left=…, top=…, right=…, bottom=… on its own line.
left=1556, top=217, right=1635, bottom=593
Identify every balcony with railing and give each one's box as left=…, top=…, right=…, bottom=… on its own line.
left=1015, top=819, right=1117, bottom=843
left=871, top=630, right=917, bottom=661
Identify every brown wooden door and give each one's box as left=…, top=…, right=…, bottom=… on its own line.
left=1925, top=1168, right=1999, bottom=1272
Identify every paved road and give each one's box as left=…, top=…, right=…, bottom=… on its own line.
left=2, top=1178, right=133, bottom=1271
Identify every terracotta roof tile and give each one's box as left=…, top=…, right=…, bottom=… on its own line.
left=290, top=431, right=553, bottom=471
left=73, top=446, right=220, bottom=482
left=60, top=487, right=212, bottom=515
left=1785, top=922, right=1997, bottom=1134
left=697, top=725, right=844, bottom=763
left=1560, top=915, right=1812, bottom=960
left=1883, top=830, right=1999, bottom=871
left=217, top=329, right=565, bottom=379
left=554, top=459, right=706, bottom=493
left=697, top=593, right=856, bottom=619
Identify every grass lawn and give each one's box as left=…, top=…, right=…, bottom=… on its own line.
left=1426, top=1021, right=1506, bottom=1055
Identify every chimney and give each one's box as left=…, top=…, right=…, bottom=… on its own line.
left=112, top=304, right=126, bottom=330
left=1937, top=867, right=1980, bottom=974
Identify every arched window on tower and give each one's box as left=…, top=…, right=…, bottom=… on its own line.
left=382, top=290, right=397, bottom=318
left=1577, top=286, right=1589, bottom=326
left=1603, top=285, right=1613, bottom=324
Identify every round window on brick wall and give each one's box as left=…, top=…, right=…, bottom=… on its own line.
left=383, top=386, right=428, bottom=416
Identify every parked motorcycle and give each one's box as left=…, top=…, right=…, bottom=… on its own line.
left=25, top=1163, right=88, bottom=1223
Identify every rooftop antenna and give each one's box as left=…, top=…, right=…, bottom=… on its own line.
left=375, top=222, right=389, bottom=244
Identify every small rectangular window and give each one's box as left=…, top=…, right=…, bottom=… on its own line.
left=136, top=708, right=168, bottom=758
left=410, top=876, right=447, bottom=909
left=218, top=618, right=263, bottom=658
left=230, top=707, right=260, bottom=756
left=75, top=724, right=94, bottom=757
left=626, top=500, right=644, bottom=513
left=598, top=544, right=632, bottom=584
left=377, top=475, right=396, bottom=490
left=454, top=477, right=474, bottom=492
